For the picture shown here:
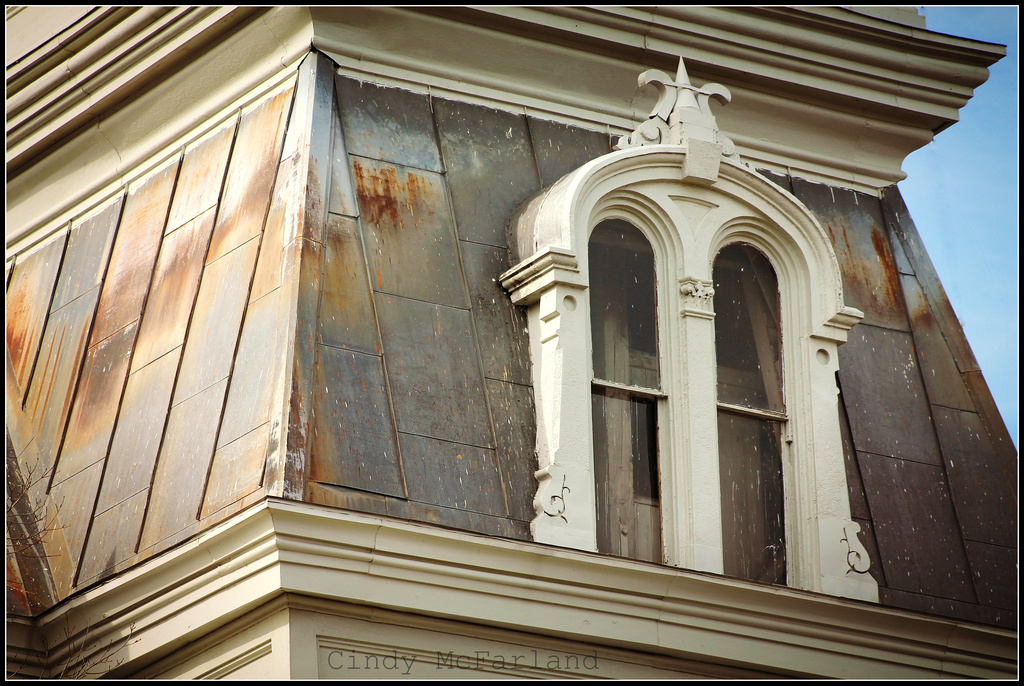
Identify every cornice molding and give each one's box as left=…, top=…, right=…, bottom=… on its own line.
left=6, top=7, right=257, bottom=175
left=6, top=7, right=314, bottom=254
left=8, top=500, right=1014, bottom=679
left=6, top=6, right=1005, bottom=254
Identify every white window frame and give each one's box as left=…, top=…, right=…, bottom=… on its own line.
left=501, top=145, right=877, bottom=602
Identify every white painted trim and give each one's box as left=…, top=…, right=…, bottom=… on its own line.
left=6, top=501, right=1014, bottom=679
left=502, top=144, right=874, bottom=601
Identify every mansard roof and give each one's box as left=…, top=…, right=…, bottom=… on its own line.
left=6, top=7, right=1015, bottom=668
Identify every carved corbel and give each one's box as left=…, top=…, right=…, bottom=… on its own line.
left=501, top=247, right=597, bottom=551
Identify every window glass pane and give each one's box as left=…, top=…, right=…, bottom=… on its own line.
left=589, top=220, right=659, bottom=389
left=713, top=244, right=783, bottom=413
left=592, top=387, right=661, bottom=563
left=717, top=410, right=786, bottom=584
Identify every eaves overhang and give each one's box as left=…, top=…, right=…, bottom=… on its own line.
left=7, top=499, right=1016, bottom=679
left=5, top=6, right=1006, bottom=254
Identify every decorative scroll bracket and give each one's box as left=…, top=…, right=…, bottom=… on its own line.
left=615, top=57, right=740, bottom=184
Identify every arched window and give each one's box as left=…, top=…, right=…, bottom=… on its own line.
left=714, top=244, right=786, bottom=584
left=502, top=135, right=876, bottom=603
left=589, top=220, right=662, bottom=562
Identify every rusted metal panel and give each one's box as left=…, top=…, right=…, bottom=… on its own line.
left=857, top=451, right=976, bottom=602
left=398, top=432, right=508, bottom=517
left=790, top=178, right=911, bottom=332
left=205, top=87, right=292, bottom=264
left=6, top=431, right=56, bottom=614
left=165, top=120, right=236, bottom=234
left=51, top=196, right=122, bottom=311
left=353, top=157, right=469, bottom=309
left=94, top=346, right=179, bottom=514
left=459, top=241, right=531, bottom=385
left=46, top=460, right=103, bottom=598
left=963, top=541, right=1017, bottom=610
left=90, top=158, right=179, bottom=346
left=434, top=98, right=541, bottom=247
left=280, top=237, right=323, bottom=500
left=77, top=488, right=148, bottom=586
left=376, top=293, right=493, bottom=448
left=200, top=423, right=271, bottom=518
left=318, top=213, right=380, bottom=354
left=837, top=324, right=942, bottom=464
left=899, top=273, right=975, bottom=411
left=22, top=288, right=101, bottom=481
left=173, top=236, right=260, bottom=405
left=310, top=345, right=404, bottom=497
left=932, top=406, right=1016, bottom=547
left=336, top=75, right=443, bottom=173
left=130, top=206, right=216, bottom=374
left=880, top=186, right=978, bottom=368
left=527, top=117, right=613, bottom=186
left=386, top=498, right=522, bottom=539
left=5, top=233, right=66, bottom=397
left=329, top=99, right=359, bottom=218
left=307, top=481, right=390, bottom=517
left=485, top=378, right=538, bottom=524
left=139, top=378, right=228, bottom=550
left=6, top=548, right=31, bottom=616
left=218, top=289, right=282, bottom=448
left=52, top=320, right=138, bottom=486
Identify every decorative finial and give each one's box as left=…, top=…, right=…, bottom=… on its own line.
left=615, top=56, right=740, bottom=183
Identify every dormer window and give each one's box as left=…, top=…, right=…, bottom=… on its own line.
left=501, top=56, right=875, bottom=602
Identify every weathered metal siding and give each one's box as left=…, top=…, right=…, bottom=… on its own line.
left=788, top=175, right=1017, bottom=628
left=8, top=50, right=1013, bottom=634
left=5, top=81, right=295, bottom=613
left=303, top=74, right=613, bottom=538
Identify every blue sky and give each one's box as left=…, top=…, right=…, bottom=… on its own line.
left=899, top=7, right=1019, bottom=448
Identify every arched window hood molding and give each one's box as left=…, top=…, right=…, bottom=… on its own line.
left=501, top=58, right=873, bottom=602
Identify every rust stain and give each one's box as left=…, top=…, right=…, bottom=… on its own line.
left=353, top=158, right=401, bottom=227
left=869, top=224, right=902, bottom=311
left=6, top=236, right=66, bottom=394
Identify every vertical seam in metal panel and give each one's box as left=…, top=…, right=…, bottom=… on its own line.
left=879, top=193, right=984, bottom=606
left=337, top=69, right=410, bottom=501
left=307, top=63, right=336, bottom=500
left=286, top=52, right=338, bottom=501
left=18, top=228, right=71, bottom=412
left=431, top=94, right=511, bottom=520
left=45, top=194, right=130, bottom=497
left=137, top=111, right=242, bottom=541
left=73, top=153, right=182, bottom=586
left=194, top=85, right=295, bottom=521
